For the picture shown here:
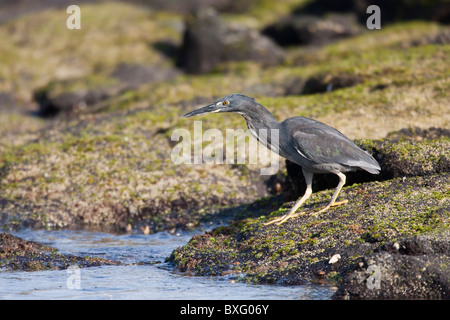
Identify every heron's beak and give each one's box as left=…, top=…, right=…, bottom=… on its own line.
left=182, top=103, right=223, bottom=118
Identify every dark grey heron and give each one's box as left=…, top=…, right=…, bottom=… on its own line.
left=183, top=93, right=381, bottom=225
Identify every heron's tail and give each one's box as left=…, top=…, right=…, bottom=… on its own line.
left=345, top=150, right=381, bottom=174
left=359, top=152, right=381, bottom=174
left=360, top=163, right=381, bottom=174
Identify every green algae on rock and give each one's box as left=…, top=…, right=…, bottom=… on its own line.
left=333, top=230, right=450, bottom=299
left=168, top=173, right=449, bottom=291
left=0, top=232, right=118, bottom=271
left=0, top=2, right=449, bottom=237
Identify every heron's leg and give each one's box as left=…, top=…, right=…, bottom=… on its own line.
left=313, top=172, right=347, bottom=215
left=264, top=169, right=313, bottom=226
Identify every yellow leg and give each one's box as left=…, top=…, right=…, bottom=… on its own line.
left=264, top=170, right=313, bottom=226
left=310, top=172, right=347, bottom=217
left=265, top=171, right=348, bottom=226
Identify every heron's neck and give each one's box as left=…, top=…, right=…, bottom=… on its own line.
left=240, top=104, right=280, bottom=142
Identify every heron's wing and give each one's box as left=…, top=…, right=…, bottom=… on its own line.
left=291, top=127, right=352, bottom=163
left=288, top=119, right=380, bottom=173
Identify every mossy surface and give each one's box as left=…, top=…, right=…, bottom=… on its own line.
left=169, top=173, right=449, bottom=284
left=0, top=2, right=449, bottom=235
left=0, top=1, right=449, bottom=294
left=0, top=232, right=118, bottom=271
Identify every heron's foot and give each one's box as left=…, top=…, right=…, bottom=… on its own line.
left=264, top=199, right=348, bottom=226
left=330, top=199, right=348, bottom=207
left=311, top=199, right=348, bottom=216
left=263, top=210, right=308, bottom=226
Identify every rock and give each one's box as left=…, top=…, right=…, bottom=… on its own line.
left=262, top=14, right=360, bottom=47
left=33, top=79, right=121, bottom=117
left=410, top=30, right=450, bottom=47
left=168, top=173, right=450, bottom=292
left=35, top=89, right=110, bottom=117
left=284, top=72, right=364, bottom=95
left=305, top=72, right=363, bottom=94
left=177, top=8, right=284, bottom=74
left=314, top=73, right=362, bottom=93
left=0, top=232, right=118, bottom=271
left=333, top=232, right=450, bottom=299
left=369, top=138, right=450, bottom=181
left=110, top=63, right=180, bottom=89
left=328, top=254, right=341, bottom=264
left=385, top=127, right=450, bottom=142
left=34, top=63, right=179, bottom=117
left=167, top=129, right=449, bottom=294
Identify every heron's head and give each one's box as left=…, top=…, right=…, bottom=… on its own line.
left=182, top=93, right=256, bottom=118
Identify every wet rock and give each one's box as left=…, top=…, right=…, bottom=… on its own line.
left=167, top=130, right=449, bottom=296
left=262, top=14, right=360, bottom=47
left=168, top=173, right=450, bottom=292
left=0, top=232, right=118, bottom=271
left=333, top=232, right=450, bottom=299
left=177, top=8, right=284, bottom=74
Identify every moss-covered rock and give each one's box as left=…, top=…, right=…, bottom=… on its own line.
left=333, top=231, right=450, bottom=299
left=0, top=98, right=274, bottom=232
left=363, top=136, right=450, bottom=180
left=0, top=232, right=118, bottom=271
left=168, top=173, right=449, bottom=296
left=177, top=7, right=284, bottom=74
left=0, top=1, right=449, bottom=249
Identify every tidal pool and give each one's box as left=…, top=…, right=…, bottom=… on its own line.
left=0, top=228, right=335, bottom=300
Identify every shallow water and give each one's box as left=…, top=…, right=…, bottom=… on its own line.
left=0, top=228, right=335, bottom=300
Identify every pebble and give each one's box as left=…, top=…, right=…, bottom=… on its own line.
left=328, top=254, right=341, bottom=264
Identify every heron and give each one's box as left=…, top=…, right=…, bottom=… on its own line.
left=182, top=93, right=381, bottom=225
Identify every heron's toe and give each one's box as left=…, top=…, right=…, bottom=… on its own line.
left=330, top=199, right=348, bottom=207
left=263, top=217, right=283, bottom=226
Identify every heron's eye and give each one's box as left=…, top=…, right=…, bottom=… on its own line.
left=223, top=100, right=229, bottom=106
